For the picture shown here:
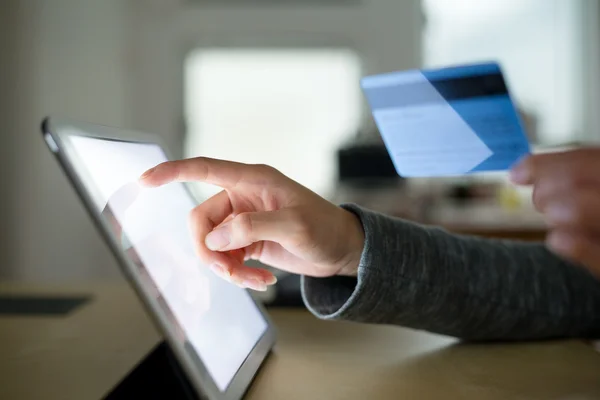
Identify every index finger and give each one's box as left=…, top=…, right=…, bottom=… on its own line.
left=139, top=157, right=274, bottom=188
left=510, top=148, right=600, bottom=186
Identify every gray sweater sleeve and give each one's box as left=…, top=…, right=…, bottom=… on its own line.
left=301, top=204, right=600, bottom=341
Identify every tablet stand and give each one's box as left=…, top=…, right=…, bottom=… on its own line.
left=104, top=340, right=199, bottom=399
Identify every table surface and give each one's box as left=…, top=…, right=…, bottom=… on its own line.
left=2, top=282, right=600, bottom=400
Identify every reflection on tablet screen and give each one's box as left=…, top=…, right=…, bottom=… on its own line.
left=68, top=135, right=268, bottom=391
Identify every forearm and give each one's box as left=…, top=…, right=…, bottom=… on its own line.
left=301, top=205, right=600, bottom=341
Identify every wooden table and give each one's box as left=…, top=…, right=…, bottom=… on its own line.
left=2, top=283, right=600, bottom=399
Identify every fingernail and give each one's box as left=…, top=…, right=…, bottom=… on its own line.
left=243, top=279, right=267, bottom=292
left=265, top=275, right=278, bottom=285
left=209, top=263, right=231, bottom=280
left=139, top=167, right=155, bottom=180
left=545, top=204, right=570, bottom=223
left=509, top=163, right=530, bottom=184
left=231, top=276, right=245, bottom=287
left=205, top=228, right=230, bottom=250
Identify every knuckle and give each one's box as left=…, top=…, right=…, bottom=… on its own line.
left=255, top=163, right=279, bottom=176
left=189, top=205, right=203, bottom=222
left=191, top=159, right=210, bottom=180
left=234, top=213, right=254, bottom=238
left=163, top=161, right=180, bottom=180
left=286, top=208, right=312, bottom=241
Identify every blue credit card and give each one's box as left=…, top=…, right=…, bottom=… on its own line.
left=361, top=62, right=531, bottom=177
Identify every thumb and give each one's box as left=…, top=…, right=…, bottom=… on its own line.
left=205, top=210, right=299, bottom=252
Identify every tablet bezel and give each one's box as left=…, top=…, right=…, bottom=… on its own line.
left=41, top=116, right=276, bottom=400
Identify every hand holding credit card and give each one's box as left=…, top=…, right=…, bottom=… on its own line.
left=361, top=62, right=531, bottom=177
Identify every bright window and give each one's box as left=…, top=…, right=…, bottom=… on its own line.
left=184, top=48, right=362, bottom=200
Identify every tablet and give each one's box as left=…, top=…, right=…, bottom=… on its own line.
left=41, top=116, right=276, bottom=400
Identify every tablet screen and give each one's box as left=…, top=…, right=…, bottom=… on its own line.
left=66, top=134, right=268, bottom=391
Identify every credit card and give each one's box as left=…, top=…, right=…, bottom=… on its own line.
left=361, top=62, right=531, bottom=177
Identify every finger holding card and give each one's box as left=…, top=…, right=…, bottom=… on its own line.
left=510, top=149, right=600, bottom=277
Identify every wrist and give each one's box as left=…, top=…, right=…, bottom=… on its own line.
left=336, top=208, right=365, bottom=277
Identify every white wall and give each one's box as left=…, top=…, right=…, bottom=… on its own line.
left=1, top=0, right=135, bottom=281
left=0, top=0, right=423, bottom=282
left=0, top=1, right=22, bottom=278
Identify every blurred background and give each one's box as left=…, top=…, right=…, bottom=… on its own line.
left=1, top=0, right=600, bottom=304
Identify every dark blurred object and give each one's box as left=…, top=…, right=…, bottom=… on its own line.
left=105, top=341, right=197, bottom=399
left=447, top=182, right=498, bottom=206
left=0, top=295, right=90, bottom=316
left=337, top=143, right=404, bottom=187
left=447, top=184, right=473, bottom=206
left=264, top=274, right=304, bottom=308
